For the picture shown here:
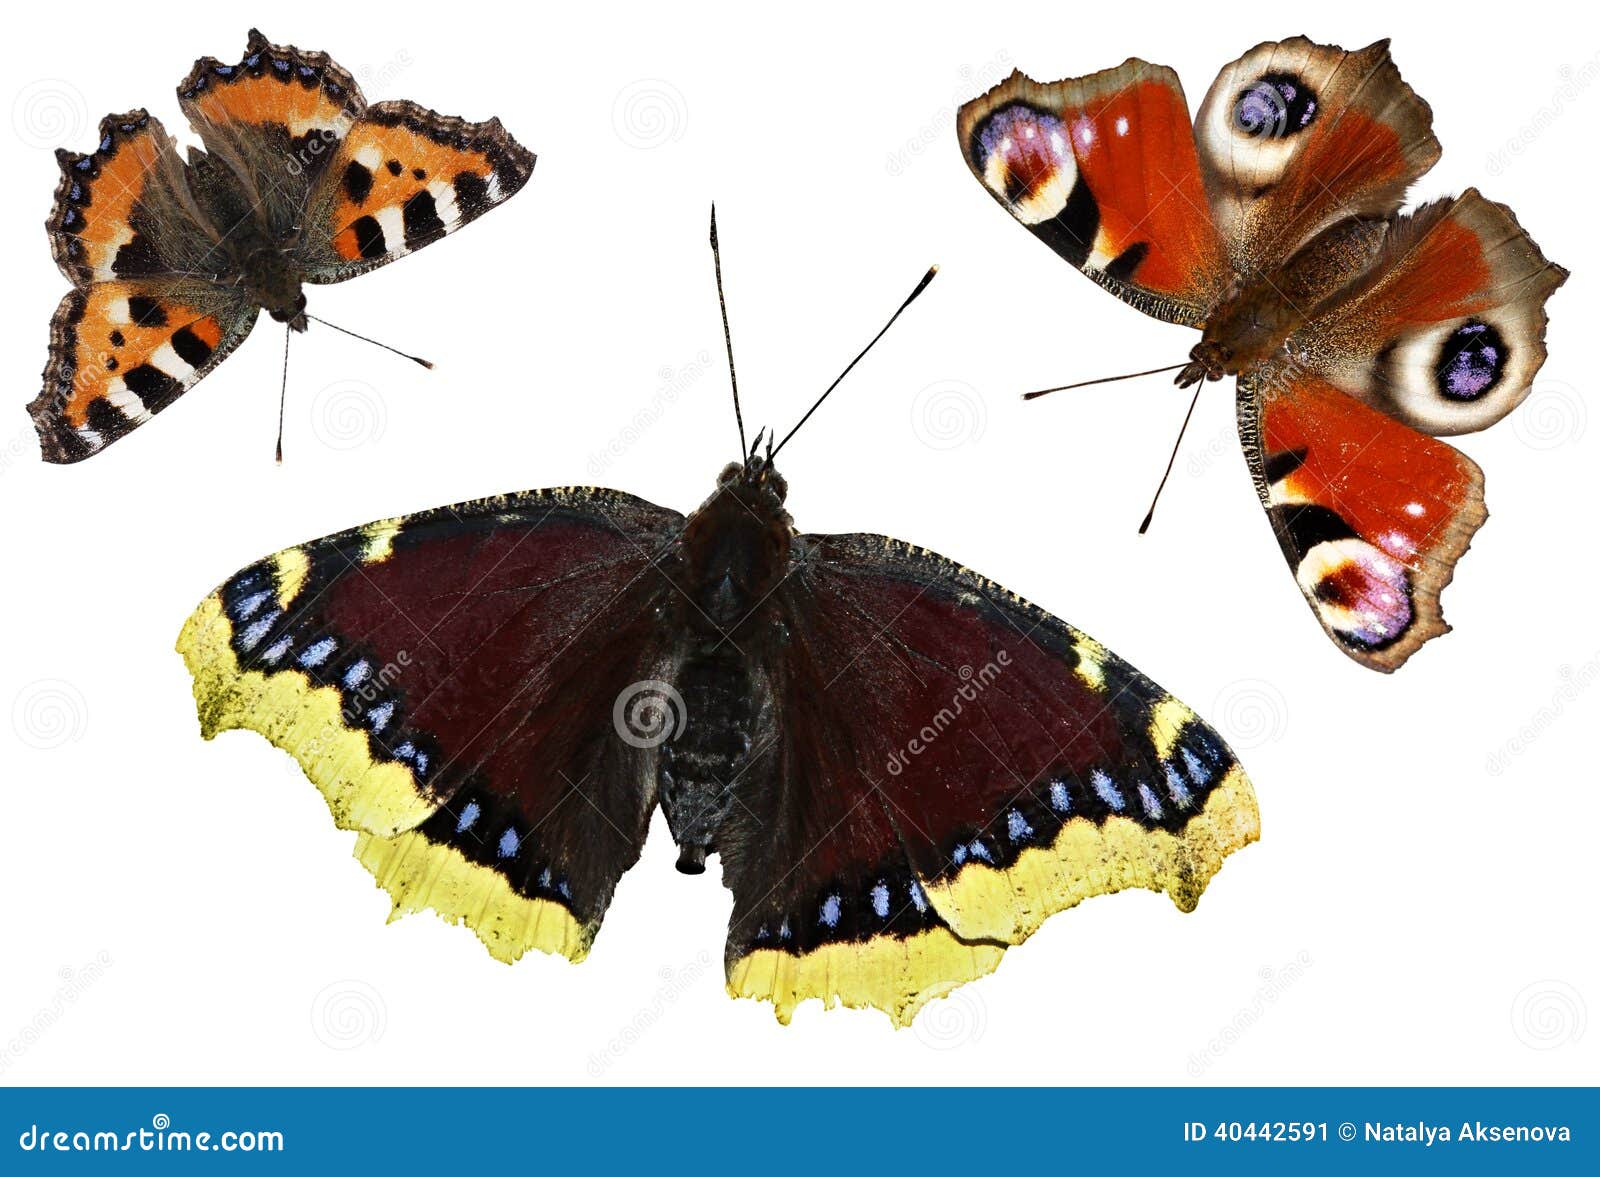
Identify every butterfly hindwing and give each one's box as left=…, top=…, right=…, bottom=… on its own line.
left=1240, top=367, right=1487, bottom=672
left=297, top=100, right=535, bottom=281
left=177, top=488, right=685, bottom=962
left=1193, top=37, right=1441, bottom=275
left=31, top=282, right=257, bottom=463
left=957, top=63, right=1229, bottom=325
left=721, top=535, right=1259, bottom=1024
left=1292, top=189, right=1568, bottom=436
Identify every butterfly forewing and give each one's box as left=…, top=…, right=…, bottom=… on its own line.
left=177, top=487, right=685, bottom=963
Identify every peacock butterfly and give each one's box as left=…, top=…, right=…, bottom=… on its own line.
left=176, top=213, right=1259, bottom=1026
left=958, top=37, right=1567, bottom=671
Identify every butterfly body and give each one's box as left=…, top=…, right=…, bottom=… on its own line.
left=959, top=38, right=1566, bottom=670
left=32, top=30, right=534, bottom=462
left=660, top=460, right=792, bottom=872
left=179, top=447, right=1259, bottom=1024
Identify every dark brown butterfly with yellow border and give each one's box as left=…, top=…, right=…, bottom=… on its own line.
left=177, top=219, right=1260, bottom=1026
left=958, top=38, right=1567, bottom=671
left=32, top=29, right=534, bottom=463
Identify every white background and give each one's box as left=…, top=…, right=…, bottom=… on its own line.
left=1, top=0, right=1595, bottom=1086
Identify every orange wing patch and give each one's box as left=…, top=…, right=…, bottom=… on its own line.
left=30, top=283, right=255, bottom=463
left=178, top=28, right=361, bottom=141
left=47, top=111, right=192, bottom=284
left=958, top=62, right=1227, bottom=325
left=317, top=102, right=535, bottom=273
left=1246, top=368, right=1485, bottom=671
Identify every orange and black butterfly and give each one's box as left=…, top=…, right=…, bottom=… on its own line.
left=32, top=29, right=534, bottom=463
left=958, top=38, right=1567, bottom=671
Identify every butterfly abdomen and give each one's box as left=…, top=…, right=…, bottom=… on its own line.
left=659, top=643, right=764, bottom=874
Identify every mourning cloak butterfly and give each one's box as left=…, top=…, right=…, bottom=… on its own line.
left=177, top=212, right=1259, bottom=1025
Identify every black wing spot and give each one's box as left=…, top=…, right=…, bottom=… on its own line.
left=342, top=161, right=374, bottom=206
left=350, top=215, right=387, bottom=260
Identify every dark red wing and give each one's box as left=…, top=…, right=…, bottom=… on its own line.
left=178, top=487, right=684, bottom=963
left=722, top=534, right=1259, bottom=1025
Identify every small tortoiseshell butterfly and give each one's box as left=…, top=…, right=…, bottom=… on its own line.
left=176, top=220, right=1259, bottom=1026
left=958, top=38, right=1567, bottom=671
left=31, top=29, right=534, bottom=463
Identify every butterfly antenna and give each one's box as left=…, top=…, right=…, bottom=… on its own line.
left=275, top=322, right=290, bottom=464
left=709, top=204, right=748, bottom=458
left=1136, top=381, right=1204, bottom=534
left=770, top=264, right=938, bottom=459
left=1022, top=363, right=1188, bottom=401
left=305, top=314, right=433, bottom=368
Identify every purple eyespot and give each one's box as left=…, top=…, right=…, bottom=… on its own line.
left=1232, top=72, right=1318, bottom=139
left=1435, top=320, right=1507, bottom=401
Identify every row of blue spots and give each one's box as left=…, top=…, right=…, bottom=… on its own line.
left=870, top=882, right=890, bottom=919
left=1091, top=768, right=1125, bottom=812
left=537, top=868, right=572, bottom=900
left=1137, top=783, right=1164, bottom=821
left=392, top=741, right=429, bottom=776
left=1181, top=744, right=1214, bottom=789
left=908, top=879, right=928, bottom=914
left=230, top=588, right=272, bottom=623
left=455, top=800, right=481, bottom=834
left=1049, top=779, right=1071, bottom=813
left=366, top=701, right=395, bottom=734
left=343, top=659, right=372, bottom=690
left=951, top=838, right=994, bottom=866
left=298, top=637, right=337, bottom=669
left=819, top=893, right=842, bottom=929
left=1165, top=762, right=1194, bottom=808
left=753, top=917, right=795, bottom=944
left=1007, top=809, right=1033, bottom=842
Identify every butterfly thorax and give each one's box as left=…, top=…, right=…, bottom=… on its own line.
left=660, top=459, right=793, bottom=873
left=239, top=242, right=307, bottom=329
left=184, top=150, right=308, bottom=329
left=1179, top=217, right=1390, bottom=388
left=679, top=459, right=793, bottom=633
